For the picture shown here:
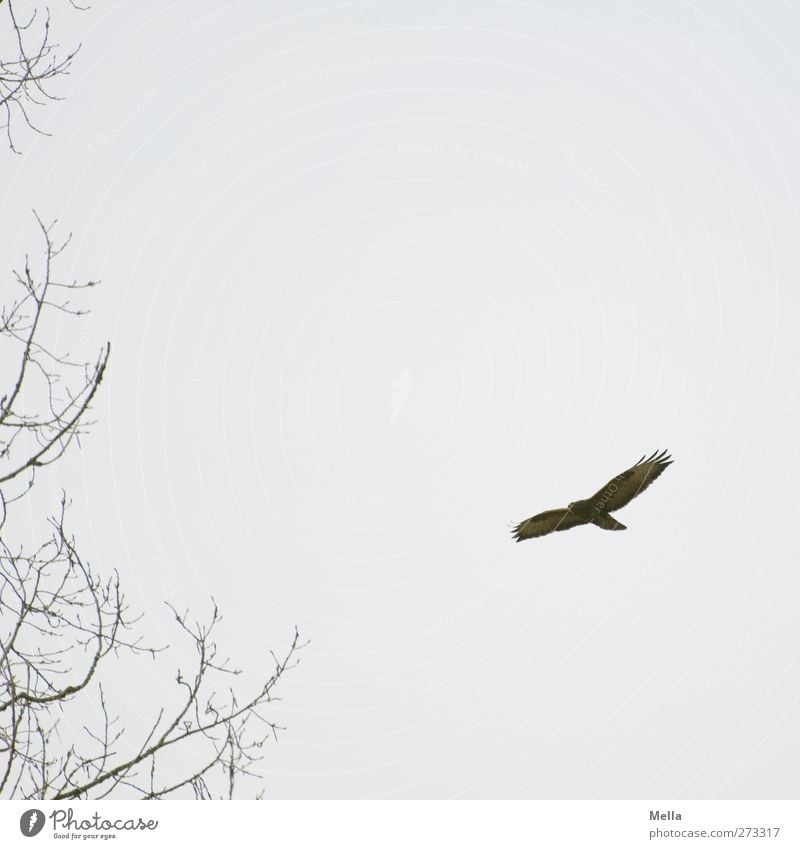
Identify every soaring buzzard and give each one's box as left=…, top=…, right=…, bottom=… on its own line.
left=512, top=449, right=672, bottom=541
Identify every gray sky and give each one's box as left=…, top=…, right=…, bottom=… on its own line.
left=2, top=0, right=799, bottom=798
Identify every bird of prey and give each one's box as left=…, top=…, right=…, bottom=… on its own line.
left=512, top=449, right=672, bottom=541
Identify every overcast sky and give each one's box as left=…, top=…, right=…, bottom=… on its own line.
left=2, top=0, right=799, bottom=799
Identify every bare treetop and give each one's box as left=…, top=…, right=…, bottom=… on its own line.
left=2, top=8, right=305, bottom=799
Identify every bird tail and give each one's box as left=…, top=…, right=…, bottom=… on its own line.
left=592, top=513, right=626, bottom=531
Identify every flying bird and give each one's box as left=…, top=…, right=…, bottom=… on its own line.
left=512, top=449, right=672, bottom=541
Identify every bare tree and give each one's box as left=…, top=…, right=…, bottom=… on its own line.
left=0, top=217, right=303, bottom=799
left=0, top=0, right=83, bottom=152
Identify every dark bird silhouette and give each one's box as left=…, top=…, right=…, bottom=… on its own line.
left=512, top=449, right=673, bottom=541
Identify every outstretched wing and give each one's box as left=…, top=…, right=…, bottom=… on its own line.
left=512, top=508, right=587, bottom=541
left=590, top=449, right=672, bottom=513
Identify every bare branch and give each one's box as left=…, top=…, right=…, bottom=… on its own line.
left=0, top=0, right=86, bottom=152
left=0, top=214, right=109, bottom=494
left=1, top=479, right=305, bottom=799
